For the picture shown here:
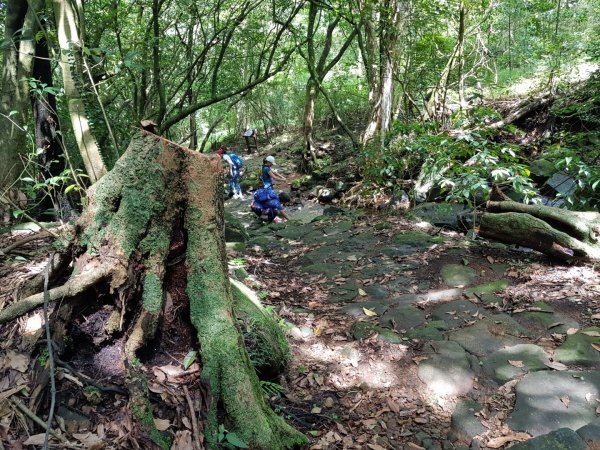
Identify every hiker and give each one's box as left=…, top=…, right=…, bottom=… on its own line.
left=243, top=127, right=258, bottom=153
left=250, top=189, right=290, bottom=223
left=260, top=155, right=286, bottom=189
left=216, top=148, right=244, bottom=199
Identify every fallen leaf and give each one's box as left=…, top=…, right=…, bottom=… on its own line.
left=486, top=432, right=530, bottom=448
left=358, top=288, right=368, bottom=296
left=560, top=396, right=570, bottom=408
left=547, top=322, right=563, bottom=330
left=73, top=432, right=105, bottom=449
left=413, top=417, right=428, bottom=424
left=545, top=360, right=568, bottom=371
left=4, top=350, right=29, bottom=372
left=412, top=356, right=429, bottom=365
left=367, top=444, right=387, bottom=450
left=487, top=256, right=495, bottom=264
left=171, top=430, right=193, bottom=450
left=153, top=418, right=170, bottom=431
left=23, top=434, right=46, bottom=446
left=311, top=406, right=322, bottom=414
left=508, top=360, right=525, bottom=368
left=567, top=328, right=579, bottom=335
left=363, top=308, right=377, bottom=317
left=581, top=331, right=600, bottom=337
left=592, top=343, right=600, bottom=352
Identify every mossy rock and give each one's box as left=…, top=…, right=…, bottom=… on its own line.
left=441, top=264, right=477, bottom=287
left=464, top=280, right=509, bottom=295
left=291, top=175, right=314, bottom=190
left=224, top=211, right=249, bottom=243
left=349, top=321, right=402, bottom=344
left=374, top=222, right=392, bottom=230
left=555, top=327, right=600, bottom=367
left=230, top=279, right=290, bottom=379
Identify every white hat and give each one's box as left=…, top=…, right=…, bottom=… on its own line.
left=266, top=156, right=276, bottom=164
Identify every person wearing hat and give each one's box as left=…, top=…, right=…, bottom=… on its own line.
left=260, top=155, right=286, bottom=189
left=216, top=148, right=244, bottom=199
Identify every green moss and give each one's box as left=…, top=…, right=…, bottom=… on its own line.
left=132, top=400, right=171, bottom=450
left=142, top=273, right=163, bottom=314
left=185, top=205, right=306, bottom=449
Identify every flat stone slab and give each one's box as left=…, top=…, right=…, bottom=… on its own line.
left=507, top=370, right=600, bottom=436
left=379, top=305, right=426, bottom=331
left=482, top=344, right=550, bottom=383
left=512, top=301, right=580, bottom=335
left=325, top=280, right=358, bottom=303
left=407, top=320, right=448, bottom=341
left=464, top=280, right=508, bottom=295
left=349, top=321, right=402, bottom=344
left=417, top=341, right=475, bottom=396
left=341, top=301, right=389, bottom=318
left=451, top=400, right=486, bottom=441
left=555, top=327, right=600, bottom=367
left=431, top=300, right=481, bottom=322
left=302, top=263, right=352, bottom=278
left=441, top=264, right=477, bottom=287
left=275, top=223, right=317, bottom=240
left=508, top=428, right=587, bottom=450
left=576, top=423, right=600, bottom=448
left=448, top=315, right=528, bottom=357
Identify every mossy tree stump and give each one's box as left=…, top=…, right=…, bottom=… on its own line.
left=0, top=132, right=305, bottom=449
left=477, top=200, right=600, bottom=261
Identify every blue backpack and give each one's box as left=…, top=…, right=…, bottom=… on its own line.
left=229, top=153, right=244, bottom=170
left=254, top=189, right=277, bottom=204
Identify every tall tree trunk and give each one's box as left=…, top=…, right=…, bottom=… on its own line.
left=359, top=0, right=402, bottom=144
left=53, top=0, right=106, bottom=183
left=302, top=79, right=319, bottom=164
left=0, top=0, right=38, bottom=190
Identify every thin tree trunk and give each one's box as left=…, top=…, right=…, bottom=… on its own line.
left=52, top=0, right=106, bottom=183
left=0, top=0, right=37, bottom=190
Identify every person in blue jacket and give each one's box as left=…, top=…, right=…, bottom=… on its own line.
left=250, top=189, right=290, bottom=223
left=260, top=155, right=286, bottom=189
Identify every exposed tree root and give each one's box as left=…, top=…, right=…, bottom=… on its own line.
left=0, top=265, right=110, bottom=324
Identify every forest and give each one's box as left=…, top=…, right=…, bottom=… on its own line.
left=1, top=0, right=600, bottom=449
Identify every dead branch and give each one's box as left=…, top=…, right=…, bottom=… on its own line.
left=487, top=93, right=553, bottom=129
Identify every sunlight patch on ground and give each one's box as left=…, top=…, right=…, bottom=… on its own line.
left=23, top=313, right=43, bottom=334
left=295, top=340, right=408, bottom=390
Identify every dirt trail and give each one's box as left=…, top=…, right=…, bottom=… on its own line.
left=227, top=197, right=600, bottom=450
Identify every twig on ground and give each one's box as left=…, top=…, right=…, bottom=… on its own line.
left=43, top=254, right=57, bottom=450
left=0, top=230, right=52, bottom=257
left=183, top=385, right=202, bottom=450
left=9, top=397, right=80, bottom=449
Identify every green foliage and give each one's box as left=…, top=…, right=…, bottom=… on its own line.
left=364, top=122, right=537, bottom=205
left=217, top=424, right=249, bottom=449
left=260, top=380, right=286, bottom=398
left=543, top=144, right=600, bottom=210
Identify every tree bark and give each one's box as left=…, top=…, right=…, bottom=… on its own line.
left=0, top=0, right=38, bottom=190
left=53, top=0, right=107, bottom=183
left=0, top=132, right=306, bottom=449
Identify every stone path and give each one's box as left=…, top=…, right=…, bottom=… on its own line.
left=225, top=198, right=600, bottom=449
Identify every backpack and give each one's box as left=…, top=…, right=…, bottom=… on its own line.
left=254, top=189, right=277, bottom=204
left=229, top=153, right=244, bottom=170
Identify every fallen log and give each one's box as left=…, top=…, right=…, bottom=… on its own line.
left=487, top=93, right=553, bottom=129
left=476, top=200, right=600, bottom=261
